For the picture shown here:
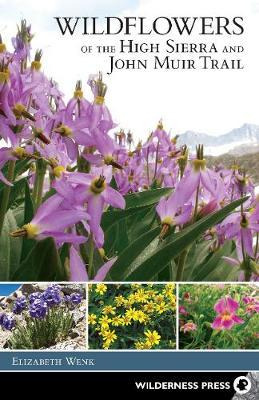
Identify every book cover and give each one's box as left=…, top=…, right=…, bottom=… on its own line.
left=0, top=0, right=258, bottom=397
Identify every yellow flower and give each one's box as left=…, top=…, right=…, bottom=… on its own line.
left=125, top=307, right=136, bottom=320
left=88, top=313, right=97, bottom=325
left=133, top=310, right=149, bottom=324
left=102, top=305, right=116, bottom=315
left=134, top=340, right=152, bottom=350
left=121, top=315, right=132, bottom=326
left=99, top=315, right=111, bottom=329
left=155, top=301, right=168, bottom=314
left=135, top=341, right=145, bottom=350
left=144, top=330, right=161, bottom=346
left=143, top=302, right=155, bottom=313
left=146, top=289, right=156, bottom=298
left=95, top=284, right=107, bottom=295
left=142, top=342, right=152, bottom=349
left=102, top=340, right=111, bottom=350
left=111, top=315, right=124, bottom=326
left=165, top=283, right=175, bottom=292
left=132, top=309, right=141, bottom=321
left=169, top=299, right=176, bottom=310
left=122, top=299, right=132, bottom=309
left=102, top=329, right=117, bottom=344
left=114, top=295, right=125, bottom=307
left=154, top=294, right=165, bottom=304
left=127, top=294, right=136, bottom=305
left=134, top=288, right=149, bottom=303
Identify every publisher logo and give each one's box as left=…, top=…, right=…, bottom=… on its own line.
left=233, top=376, right=251, bottom=395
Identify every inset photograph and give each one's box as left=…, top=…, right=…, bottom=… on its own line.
left=179, top=284, right=259, bottom=350
left=88, top=283, right=176, bottom=350
left=0, top=283, right=86, bottom=350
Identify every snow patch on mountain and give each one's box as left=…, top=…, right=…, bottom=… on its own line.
left=178, top=124, right=259, bottom=156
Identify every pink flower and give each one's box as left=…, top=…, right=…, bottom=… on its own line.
left=242, top=296, right=259, bottom=314
left=69, top=246, right=116, bottom=282
left=212, top=296, right=244, bottom=330
left=69, top=166, right=125, bottom=247
left=180, top=322, right=197, bottom=333
left=179, top=306, right=189, bottom=316
left=11, top=194, right=87, bottom=245
left=156, top=190, right=192, bottom=232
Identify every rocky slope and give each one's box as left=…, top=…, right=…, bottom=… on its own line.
left=0, top=284, right=86, bottom=350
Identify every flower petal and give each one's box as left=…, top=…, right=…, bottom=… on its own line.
left=232, top=315, right=244, bottom=325
left=226, top=296, right=239, bottom=313
left=214, top=298, right=226, bottom=314
left=222, top=318, right=234, bottom=330
left=103, top=186, right=125, bottom=209
left=94, top=257, right=117, bottom=281
left=69, top=246, right=88, bottom=281
left=212, top=316, right=223, bottom=329
left=40, top=210, right=86, bottom=232
left=32, top=194, right=63, bottom=224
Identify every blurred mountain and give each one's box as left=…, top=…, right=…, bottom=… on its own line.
left=178, top=124, right=259, bottom=156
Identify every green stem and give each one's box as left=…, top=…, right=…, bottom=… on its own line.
left=32, top=168, right=39, bottom=204
left=176, top=248, right=189, bottom=281
left=33, top=159, right=46, bottom=210
left=88, top=234, right=95, bottom=279
left=0, top=160, right=16, bottom=235
left=35, top=168, right=46, bottom=209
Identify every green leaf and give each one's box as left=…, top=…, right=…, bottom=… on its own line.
left=126, top=196, right=248, bottom=281
left=0, top=177, right=28, bottom=212
left=0, top=210, right=22, bottom=280
left=23, top=181, right=34, bottom=223
left=0, top=159, right=30, bottom=186
left=182, top=241, right=212, bottom=280
left=126, top=206, right=158, bottom=242
left=12, top=237, right=66, bottom=281
left=104, top=205, right=158, bottom=258
left=124, top=188, right=172, bottom=209
left=12, top=205, right=25, bottom=227
left=13, top=159, right=31, bottom=178
left=102, top=205, right=151, bottom=232
left=102, top=188, right=169, bottom=237
left=20, top=181, right=35, bottom=263
left=59, top=243, right=70, bottom=280
left=234, top=318, right=250, bottom=332
left=191, top=241, right=236, bottom=281
left=108, top=226, right=160, bottom=281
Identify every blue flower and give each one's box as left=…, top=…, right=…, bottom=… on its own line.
left=69, top=293, right=83, bottom=305
left=13, top=296, right=27, bottom=314
left=29, top=299, right=48, bottom=319
left=28, top=292, right=43, bottom=304
left=42, top=285, right=62, bottom=307
left=1, top=314, right=16, bottom=330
